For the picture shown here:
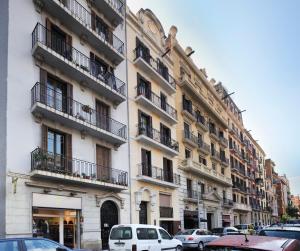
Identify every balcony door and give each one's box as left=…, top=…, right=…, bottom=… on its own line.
left=90, top=52, right=110, bottom=80
left=138, top=111, right=152, bottom=137
left=163, top=158, right=173, bottom=183
left=141, top=149, right=151, bottom=177
left=137, top=74, right=151, bottom=99
left=136, top=38, right=150, bottom=63
left=46, top=76, right=67, bottom=113
left=160, top=92, right=167, bottom=111
left=96, top=100, right=110, bottom=131
left=160, top=123, right=171, bottom=146
left=157, top=59, right=169, bottom=81
left=184, top=122, right=190, bottom=139
left=96, top=145, right=111, bottom=182
left=187, top=179, right=192, bottom=198
left=91, top=12, right=111, bottom=43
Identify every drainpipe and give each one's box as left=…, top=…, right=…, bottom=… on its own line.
left=124, top=1, right=132, bottom=224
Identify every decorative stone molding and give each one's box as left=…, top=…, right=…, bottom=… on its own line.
left=135, top=187, right=157, bottom=212
left=95, top=193, right=125, bottom=209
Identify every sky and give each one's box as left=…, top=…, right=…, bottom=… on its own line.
left=127, top=0, right=300, bottom=194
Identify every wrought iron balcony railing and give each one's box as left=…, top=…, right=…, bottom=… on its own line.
left=195, top=113, right=208, bottom=130
left=223, top=198, right=234, bottom=206
left=134, top=46, right=176, bottom=89
left=219, top=136, right=228, bottom=146
left=138, top=124, right=179, bottom=152
left=182, top=101, right=195, bottom=117
left=183, top=130, right=199, bottom=145
left=160, top=207, right=173, bottom=218
left=138, top=163, right=180, bottom=185
left=198, top=140, right=211, bottom=153
left=137, top=85, right=177, bottom=120
left=184, top=189, right=200, bottom=200
left=211, top=150, right=221, bottom=160
left=32, top=23, right=126, bottom=96
left=31, top=148, right=128, bottom=186
left=31, top=82, right=127, bottom=139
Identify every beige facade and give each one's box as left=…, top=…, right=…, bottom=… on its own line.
left=126, top=8, right=181, bottom=234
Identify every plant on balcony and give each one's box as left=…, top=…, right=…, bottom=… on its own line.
left=82, top=105, right=92, bottom=114
left=32, top=151, right=48, bottom=169
left=91, top=173, right=97, bottom=180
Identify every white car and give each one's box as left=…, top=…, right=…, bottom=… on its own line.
left=174, top=229, right=219, bottom=250
left=109, top=224, right=183, bottom=251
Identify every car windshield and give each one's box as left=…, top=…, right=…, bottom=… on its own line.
left=176, top=229, right=195, bottom=235
left=259, top=229, right=300, bottom=240
left=235, top=225, right=246, bottom=230
left=212, top=228, right=224, bottom=233
left=110, top=227, right=132, bottom=240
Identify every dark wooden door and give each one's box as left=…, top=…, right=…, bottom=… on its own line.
left=96, top=100, right=110, bottom=131
left=163, top=158, right=173, bottom=183
left=101, top=201, right=118, bottom=249
left=141, top=149, right=151, bottom=177
left=96, top=145, right=110, bottom=182
left=139, top=201, right=148, bottom=224
left=160, top=92, right=167, bottom=111
left=160, top=123, right=171, bottom=146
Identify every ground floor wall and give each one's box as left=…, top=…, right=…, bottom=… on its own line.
left=4, top=175, right=130, bottom=251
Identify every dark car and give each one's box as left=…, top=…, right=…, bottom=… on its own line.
left=0, top=238, right=88, bottom=251
left=259, top=227, right=300, bottom=240
left=205, top=235, right=300, bottom=251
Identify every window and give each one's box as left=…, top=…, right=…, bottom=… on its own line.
left=212, top=163, right=216, bottom=171
left=47, top=129, right=65, bottom=156
left=199, top=156, right=207, bottom=166
left=221, top=167, right=225, bottom=175
left=137, top=228, right=158, bottom=240
left=110, top=227, right=132, bottom=240
left=0, top=241, right=19, bottom=251
left=163, top=158, right=173, bottom=183
left=24, top=239, right=60, bottom=251
left=233, top=194, right=237, bottom=202
left=159, top=229, right=172, bottom=240
left=184, top=122, right=190, bottom=138
left=185, top=148, right=191, bottom=159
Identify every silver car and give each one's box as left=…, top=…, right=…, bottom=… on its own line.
left=174, top=229, right=219, bottom=250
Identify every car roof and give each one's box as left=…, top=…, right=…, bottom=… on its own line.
left=0, top=238, right=52, bottom=241
left=206, top=235, right=293, bottom=251
left=264, top=227, right=300, bottom=231
left=112, top=224, right=161, bottom=229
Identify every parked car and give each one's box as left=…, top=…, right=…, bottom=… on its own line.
left=234, top=224, right=255, bottom=235
left=0, top=238, right=87, bottom=251
left=174, top=229, right=219, bottom=250
left=211, top=227, right=240, bottom=236
left=109, top=224, right=183, bottom=251
left=205, top=235, right=300, bottom=251
left=259, top=227, right=300, bottom=240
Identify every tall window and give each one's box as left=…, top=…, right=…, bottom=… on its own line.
left=185, top=148, right=191, bottom=159
left=47, top=129, right=65, bottom=156
left=163, top=158, right=173, bottom=183
left=184, top=122, right=190, bottom=139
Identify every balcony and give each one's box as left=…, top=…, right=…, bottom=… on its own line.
left=31, top=148, right=128, bottom=190
left=133, top=47, right=176, bottom=95
left=183, top=189, right=200, bottom=203
left=136, top=163, right=180, bottom=189
left=211, top=150, right=221, bottom=162
left=219, top=136, right=228, bottom=148
left=180, top=159, right=232, bottom=186
left=195, top=114, right=209, bottom=132
left=92, top=0, right=124, bottom=26
left=34, top=1, right=124, bottom=64
left=220, top=156, right=229, bottom=167
left=198, top=140, right=211, bottom=155
left=135, top=86, right=177, bottom=125
left=32, top=23, right=126, bottom=105
left=209, top=127, right=219, bottom=142
left=223, top=198, right=234, bottom=208
left=136, top=125, right=179, bottom=157
left=31, top=83, right=127, bottom=146
left=183, top=131, right=198, bottom=148
left=160, top=207, right=173, bottom=218
left=233, top=202, right=252, bottom=212
left=182, top=103, right=196, bottom=123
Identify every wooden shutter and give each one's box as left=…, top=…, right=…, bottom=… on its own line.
left=65, top=34, right=72, bottom=60
left=41, top=124, right=48, bottom=150
left=159, top=194, right=171, bottom=207
left=40, top=68, right=47, bottom=104
left=91, top=11, right=96, bottom=31
left=65, top=133, right=72, bottom=174
left=66, top=83, right=73, bottom=115
left=46, top=18, right=52, bottom=47
left=96, top=145, right=111, bottom=181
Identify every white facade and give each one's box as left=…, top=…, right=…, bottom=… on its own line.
left=1, top=0, right=129, bottom=250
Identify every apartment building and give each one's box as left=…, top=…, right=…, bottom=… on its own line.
left=164, top=34, right=233, bottom=230
left=291, top=195, right=300, bottom=210
left=0, top=0, right=129, bottom=250
left=275, top=174, right=291, bottom=217
left=126, top=9, right=181, bottom=234
left=265, top=159, right=279, bottom=222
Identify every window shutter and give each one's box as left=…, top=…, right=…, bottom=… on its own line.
left=91, top=11, right=96, bottom=31
left=159, top=194, right=171, bottom=207
left=41, top=124, right=48, bottom=151
left=40, top=68, right=47, bottom=104
left=46, top=18, right=52, bottom=47
left=67, top=83, right=73, bottom=115
left=65, top=133, right=72, bottom=174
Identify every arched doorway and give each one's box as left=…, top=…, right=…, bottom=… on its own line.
left=101, top=200, right=118, bottom=249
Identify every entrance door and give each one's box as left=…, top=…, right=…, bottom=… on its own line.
left=101, top=201, right=118, bottom=250
left=139, top=201, right=148, bottom=224
left=207, top=213, right=213, bottom=230
left=96, top=145, right=111, bottom=182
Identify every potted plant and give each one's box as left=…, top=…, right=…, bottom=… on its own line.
left=32, top=150, right=48, bottom=169
left=82, top=105, right=92, bottom=114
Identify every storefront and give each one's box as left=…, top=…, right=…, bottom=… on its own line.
left=183, top=210, right=198, bottom=229
left=32, top=193, right=81, bottom=249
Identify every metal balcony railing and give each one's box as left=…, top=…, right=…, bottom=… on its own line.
left=184, top=189, right=200, bottom=200
left=31, top=148, right=128, bottom=186
left=211, top=150, right=220, bottom=160
left=223, top=198, right=234, bottom=206
left=195, top=113, right=208, bottom=129
left=138, top=124, right=179, bottom=152
left=183, top=130, right=198, bottom=145
left=198, top=140, right=210, bottom=153
left=220, top=156, right=229, bottom=165
left=136, top=85, right=177, bottom=120
left=32, top=23, right=126, bottom=96
left=31, top=82, right=127, bottom=139
left=160, top=207, right=173, bottom=218
left=138, top=163, right=180, bottom=185
left=182, top=101, right=195, bottom=117
left=134, top=46, right=176, bottom=89
left=219, top=136, right=228, bottom=146
left=44, top=1, right=124, bottom=53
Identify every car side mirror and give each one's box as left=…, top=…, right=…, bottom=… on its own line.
left=56, top=248, right=68, bottom=251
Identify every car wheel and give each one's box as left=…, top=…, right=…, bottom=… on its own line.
left=198, top=242, right=204, bottom=251
left=176, top=245, right=183, bottom=251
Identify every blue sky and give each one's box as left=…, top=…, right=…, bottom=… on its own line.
left=127, top=0, right=300, bottom=194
